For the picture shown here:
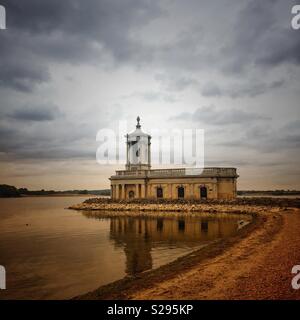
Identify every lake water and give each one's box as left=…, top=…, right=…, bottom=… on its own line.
left=0, top=197, right=249, bottom=299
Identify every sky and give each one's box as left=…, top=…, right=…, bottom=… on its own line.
left=0, top=0, right=300, bottom=190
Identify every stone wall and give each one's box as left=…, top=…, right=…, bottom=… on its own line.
left=111, top=177, right=237, bottom=200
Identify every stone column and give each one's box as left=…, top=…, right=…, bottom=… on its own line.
left=126, top=134, right=129, bottom=169
left=116, top=184, right=119, bottom=199
left=121, top=184, right=125, bottom=200
left=148, top=137, right=151, bottom=168
left=168, top=184, right=172, bottom=199
left=172, top=184, right=177, bottom=199
left=148, top=184, right=153, bottom=198
left=111, top=185, right=114, bottom=199
left=135, top=184, right=139, bottom=198
left=141, top=184, right=146, bottom=198
left=186, top=184, right=189, bottom=199
left=215, top=183, right=218, bottom=199
left=190, top=184, right=194, bottom=199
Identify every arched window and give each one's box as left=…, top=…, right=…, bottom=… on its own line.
left=156, top=187, right=163, bottom=198
left=200, top=186, right=207, bottom=199
left=128, top=191, right=135, bottom=199
left=178, top=186, right=185, bottom=199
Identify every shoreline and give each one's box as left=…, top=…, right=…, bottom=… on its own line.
left=69, top=197, right=300, bottom=216
left=75, top=207, right=300, bottom=300
left=71, top=197, right=300, bottom=300
left=74, top=212, right=261, bottom=300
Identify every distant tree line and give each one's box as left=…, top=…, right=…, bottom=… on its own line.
left=0, top=184, right=21, bottom=197
left=237, top=190, right=300, bottom=196
left=0, top=184, right=111, bottom=197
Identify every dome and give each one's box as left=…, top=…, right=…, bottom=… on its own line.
left=127, top=116, right=151, bottom=140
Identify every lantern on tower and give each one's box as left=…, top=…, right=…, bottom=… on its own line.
left=125, top=116, right=151, bottom=171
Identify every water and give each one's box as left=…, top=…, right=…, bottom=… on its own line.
left=0, top=197, right=249, bottom=299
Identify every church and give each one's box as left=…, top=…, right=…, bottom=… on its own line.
left=110, top=117, right=238, bottom=200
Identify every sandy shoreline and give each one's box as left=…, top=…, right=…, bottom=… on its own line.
left=71, top=197, right=300, bottom=300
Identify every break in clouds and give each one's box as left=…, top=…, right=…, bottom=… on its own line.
left=0, top=0, right=299, bottom=189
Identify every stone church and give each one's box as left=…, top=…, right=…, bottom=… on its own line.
left=110, top=117, right=238, bottom=200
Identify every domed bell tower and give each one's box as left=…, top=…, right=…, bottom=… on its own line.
left=126, top=116, right=151, bottom=171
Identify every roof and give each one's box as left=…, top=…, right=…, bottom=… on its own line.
left=127, top=116, right=151, bottom=138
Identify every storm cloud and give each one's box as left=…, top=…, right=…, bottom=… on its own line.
left=8, top=105, right=62, bottom=121
left=170, top=106, right=270, bottom=125
left=0, top=0, right=299, bottom=189
left=1, top=0, right=299, bottom=91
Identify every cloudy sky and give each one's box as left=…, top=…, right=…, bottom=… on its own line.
left=0, top=0, right=299, bottom=190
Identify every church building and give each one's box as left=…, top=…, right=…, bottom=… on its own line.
left=110, top=117, right=238, bottom=200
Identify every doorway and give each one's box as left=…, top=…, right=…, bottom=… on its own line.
left=156, top=187, right=163, bottom=198
left=128, top=191, right=135, bottom=199
left=178, top=186, right=185, bottom=199
left=200, top=186, right=207, bottom=199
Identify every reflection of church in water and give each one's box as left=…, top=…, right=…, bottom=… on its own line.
left=109, top=216, right=237, bottom=275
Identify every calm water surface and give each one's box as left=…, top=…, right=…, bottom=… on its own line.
left=0, top=197, right=250, bottom=299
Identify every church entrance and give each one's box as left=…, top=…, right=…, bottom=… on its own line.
left=128, top=191, right=135, bottom=199
left=156, top=187, right=163, bottom=198
left=178, top=186, right=185, bottom=199
left=200, top=186, right=207, bottom=199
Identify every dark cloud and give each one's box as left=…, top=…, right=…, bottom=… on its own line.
left=170, top=105, right=270, bottom=125
left=0, top=102, right=122, bottom=161
left=148, top=0, right=300, bottom=84
left=8, top=105, right=62, bottom=122
left=201, top=79, right=285, bottom=98
left=0, top=119, right=95, bottom=160
left=0, top=60, right=50, bottom=92
left=215, top=119, right=300, bottom=154
left=0, top=0, right=299, bottom=190
left=221, top=0, right=300, bottom=73
left=0, top=0, right=298, bottom=93
left=0, top=32, right=50, bottom=91
left=0, top=0, right=162, bottom=91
